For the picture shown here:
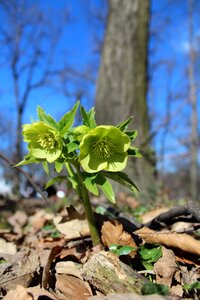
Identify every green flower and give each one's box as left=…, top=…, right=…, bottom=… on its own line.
left=23, top=122, right=63, bottom=163
left=79, top=125, right=131, bottom=173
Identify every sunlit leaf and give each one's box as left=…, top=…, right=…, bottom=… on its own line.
left=80, top=106, right=96, bottom=128
left=82, top=173, right=99, bottom=196
left=45, top=176, right=66, bottom=189
left=59, top=101, right=79, bottom=135
left=37, top=106, right=58, bottom=129
left=95, top=174, right=115, bottom=203
left=117, top=117, right=133, bottom=131
left=101, top=171, right=139, bottom=192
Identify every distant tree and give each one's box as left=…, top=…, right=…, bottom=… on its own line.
left=0, top=0, right=69, bottom=193
left=95, top=0, right=156, bottom=194
left=188, top=0, right=199, bottom=201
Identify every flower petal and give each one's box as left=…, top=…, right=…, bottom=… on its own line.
left=106, top=152, right=128, bottom=172
left=80, top=154, right=107, bottom=173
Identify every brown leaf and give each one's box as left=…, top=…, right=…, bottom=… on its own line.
left=29, top=210, right=54, bottom=231
left=135, top=227, right=200, bottom=256
left=154, top=247, right=179, bottom=287
left=88, top=294, right=179, bottom=300
left=153, top=247, right=183, bottom=297
left=141, top=208, right=169, bottom=224
left=53, top=216, right=90, bottom=240
left=55, top=261, right=83, bottom=279
left=0, top=238, right=17, bottom=255
left=0, top=250, right=40, bottom=292
left=101, top=220, right=137, bottom=257
left=8, top=211, right=28, bottom=235
left=56, top=274, right=92, bottom=300
left=4, top=285, right=57, bottom=300
left=4, top=285, right=32, bottom=300
left=41, top=246, right=62, bottom=289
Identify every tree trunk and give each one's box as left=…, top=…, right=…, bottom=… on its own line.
left=188, top=0, right=198, bottom=201
left=95, top=0, right=156, bottom=195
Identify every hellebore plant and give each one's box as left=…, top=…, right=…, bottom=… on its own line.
left=18, top=101, right=141, bottom=246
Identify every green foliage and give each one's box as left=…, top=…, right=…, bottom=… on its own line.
left=80, top=105, right=96, bottom=128
left=109, top=244, right=137, bottom=256
left=184, top=282, right=200, bottom=291
left=139, top=243, right=162, bottom=270
left=42, top=223, right=62, bottom=238
left=141, top=282, right=169, bottom=295
left=0, top=258, right=7, bottom=264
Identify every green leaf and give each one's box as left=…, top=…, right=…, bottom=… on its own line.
left=66, top=141, right=79, bottom=153
left=184, top=282, right=200, bottom=290
left=127, top=147, right=142, bottom=158
left=109, top=244, right=137, bottom=256
left=15, top=154, right=40, bottom=166
left=0, top=258, right=7, bottom=264
left=80, top=106, right=96, bottom=128
left=55, top=161, right=64, bottom=173
left=116, top=245, right=137, bottom=256
left=139, top=244, right=162, bottom=269
left=109, top=244, right=119, bottom=254
left=95, top=174, right=115, bottom=203
left=67, top=175, right=79, bottom=190
left=37, top=106, right=58, bottom=129
left=42, top=161, right=49, bottom=175
left=125, top=130, right=138, bottom=141
left=95, top=205, right=107, bottom=215
left=45, top=176, right=66, bottom=189
left=141, top=282, right=169, bottom=296
left=117, top=117, right=133, bottom=131
left=101, top=171, right=139, bottom=192
left=59, top=101, right=79, bottom=135
left=82, top=173, right=99, bottom=196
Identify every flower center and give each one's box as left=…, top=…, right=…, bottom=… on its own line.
left=92, top=138, right=114, bottom=159
left=38, top=134, right=56, bottom=149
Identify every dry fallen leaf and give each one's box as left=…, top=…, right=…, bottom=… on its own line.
left=56, top=274, right=92, bottom=300
left=29, top=209, right=54, bottom=231
left=141, top=208, right=169, bottom=224
left=154, top=246, right=183, bottom=297
left=135, top=227, right=200, bottom=256
left=88, top=294, right=178, bottom=300
left=53, top=215, right=90, bottom=240
left=101, top=220, right=137, bottom=257
left=4, top=285, right=57, bottom=300
left=55, top=261, right=83, bottom=279
left=4, top=285, right=32, bottom=300
left=0, top=250, right=40, bottom=292
left=7, top=211, right=28, bottom=235
left=0, top=238, right=17, bottom=255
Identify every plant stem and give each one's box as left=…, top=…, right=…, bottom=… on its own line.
left=75, top=164, right=101, bottom=246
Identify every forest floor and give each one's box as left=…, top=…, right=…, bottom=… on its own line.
left=0, top=192, right=200, bottom=300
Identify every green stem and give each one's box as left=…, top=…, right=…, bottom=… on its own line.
left=75, top=163, right=101, bottom=246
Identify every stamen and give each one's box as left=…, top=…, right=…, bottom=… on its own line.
left=38, top=134, right=56, bottom=149
left=92, top=138, right=114, bottom=159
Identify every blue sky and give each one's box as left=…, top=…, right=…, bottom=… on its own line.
left=0, top=0, right=199, bottom=172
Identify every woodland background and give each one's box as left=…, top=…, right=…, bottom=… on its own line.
left=0, top=0, right=199, bottom=203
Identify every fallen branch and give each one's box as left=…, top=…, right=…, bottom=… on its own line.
left=143, top=202, right=200, bottom=230
left=82, top=251, right=147, bottom=295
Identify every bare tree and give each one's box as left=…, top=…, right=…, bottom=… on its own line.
left=0, top=0, right=69, bottom=192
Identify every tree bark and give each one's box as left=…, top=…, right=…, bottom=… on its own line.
left=83, top=251, right=147, bottom=295
left=188, top=0, right=198, bottom=201
left=95, top=0, right=156, bottom=194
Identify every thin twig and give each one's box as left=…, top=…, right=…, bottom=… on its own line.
left=0, top=151, right=49, bottom=203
